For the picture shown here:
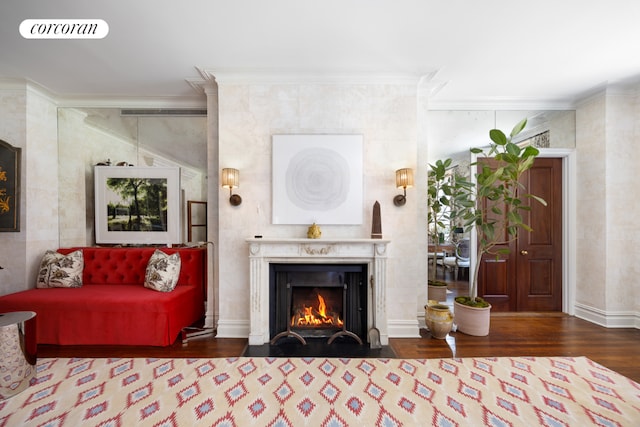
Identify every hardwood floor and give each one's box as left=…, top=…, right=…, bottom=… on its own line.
left=37, top=273, right=640, bottom=383
left=392, top=315, right=640, bottom=383
left=38, top=315, right=640, bottom=383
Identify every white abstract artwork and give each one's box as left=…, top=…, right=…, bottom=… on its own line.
left=272, top=134, right=363, bottom=225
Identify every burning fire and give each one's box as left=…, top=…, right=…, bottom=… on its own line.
left=292, top=293, right=343, bottom=327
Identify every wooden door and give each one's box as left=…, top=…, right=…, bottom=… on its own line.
left=478, top=158, right=563, bottom=312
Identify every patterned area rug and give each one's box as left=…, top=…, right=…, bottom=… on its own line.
left=1, top=356, right=638, bottom=426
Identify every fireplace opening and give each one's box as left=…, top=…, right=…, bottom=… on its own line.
left=269, top=264, right=367, bottom=344
left=291, top=286, right=343, bottom=332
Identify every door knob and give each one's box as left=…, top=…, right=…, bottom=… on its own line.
left=520, top=250, right=528, bottom=255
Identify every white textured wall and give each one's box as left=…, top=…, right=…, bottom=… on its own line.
left=0, top=81, right=58, bottom=294
left=214, top=77, right=427, bottom=338
left=604, top=91, right=639, bottom=314
left=0, top=84, right=28, bottom=294
left=576, top=94, right=608, bottom=310
left=575, top=87, right=640, bottom=325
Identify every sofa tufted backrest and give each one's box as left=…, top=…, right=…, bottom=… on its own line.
left=57, top=247, right=207, bottom=290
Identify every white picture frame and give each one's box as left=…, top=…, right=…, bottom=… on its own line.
left=272, top=134, right=363, bottom=225
left=94, top=166, right=181, bottom=245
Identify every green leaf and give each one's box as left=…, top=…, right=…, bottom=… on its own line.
left=522, top=145, right=540, bottom=157
left=489, top=129, right=507, bottom=145
left=505, top=142, right=520, bottom=157
left=528, top=194, right=548, bottom=206
left=507, top=211, right=522, bottom=225
left=510, top=118, right=527, bottom=137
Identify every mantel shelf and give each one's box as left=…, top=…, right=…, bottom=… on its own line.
left=246, top=237, right=391, bottom=244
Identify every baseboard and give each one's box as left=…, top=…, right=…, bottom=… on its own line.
left=574, top=303, right=640, bottom=328
left=215, top=319, right=250, bottom=338
left=387, top=319, right=421, bottom=338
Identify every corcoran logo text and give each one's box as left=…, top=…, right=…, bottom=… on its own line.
left=20, top=19, right=109, bottom=39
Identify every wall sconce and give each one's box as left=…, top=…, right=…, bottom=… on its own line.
left=393, top=168, right=414, bottom=206
left=221, top=168, right=242, bottom=206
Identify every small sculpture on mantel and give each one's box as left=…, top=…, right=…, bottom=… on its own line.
left=307, top=223, right=321, bottom=239
left=371, top=201, right=382, bottom=239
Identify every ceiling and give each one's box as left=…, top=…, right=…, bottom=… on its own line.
left=1, top=1, right=639, bottom=109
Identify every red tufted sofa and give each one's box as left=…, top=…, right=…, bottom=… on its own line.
left=0, top=247, right=207, bottom=346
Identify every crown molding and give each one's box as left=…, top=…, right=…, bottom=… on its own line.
left=0, top=78, right=59, bottom=104
left=0, top=77, right=206, bottom=109
left=198, top=67, right=435, bottom=86
left=55, top=94, right=206, bottom=109
left=427, top=96, right=577, bottom=111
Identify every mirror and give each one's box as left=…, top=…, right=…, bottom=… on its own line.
left=427, top=110, right=576, bottom=167
left=426, top=109, right=576, bottom=244
left=187, top=200, right=207, bottom=243
left=57, top=108, right=207, bottom=246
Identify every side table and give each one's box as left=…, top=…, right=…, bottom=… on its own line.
left=0, top=311, right=37, bottom=400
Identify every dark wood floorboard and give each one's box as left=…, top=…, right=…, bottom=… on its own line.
left=37, top=316, right=640, bottom=383
left=37, top=271, right=640, bottom=383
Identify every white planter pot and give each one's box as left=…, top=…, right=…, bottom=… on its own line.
left=453, top=301, right=491, bottom=336
left=428, top=285, right=447, bottom=302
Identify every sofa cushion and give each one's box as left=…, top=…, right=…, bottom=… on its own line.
left=36, top=249, right=83, bottom=288
left=144, top=249, right=181, bottom=292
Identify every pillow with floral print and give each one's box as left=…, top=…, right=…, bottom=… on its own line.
left=36, top=250, right=83, bottom=288
left=144, top=250, right=181, bottom=292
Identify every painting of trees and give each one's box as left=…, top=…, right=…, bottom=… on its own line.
left=105, top=177, right=168, bottom=232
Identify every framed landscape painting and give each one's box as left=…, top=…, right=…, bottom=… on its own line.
left=94, top=166, right=181, bottom=245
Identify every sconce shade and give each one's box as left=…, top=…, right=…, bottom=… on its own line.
left=221, top=168, right=239, bottom=189
left=395, top=168, right=414, bottom=189
left=221, top=168, right=242, bottom=206
left=393, top=168, right=413, bottom=207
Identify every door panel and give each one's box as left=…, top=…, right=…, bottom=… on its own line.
left=478, top=157, right=563, bottom=312
left=515, top=158, right=563, bottom=311
left=480, top=258, right=512, bottom=310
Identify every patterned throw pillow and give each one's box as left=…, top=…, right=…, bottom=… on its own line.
left=36, top=250, right=84, bottom=288
left=144, top=250, right=181, bottom=292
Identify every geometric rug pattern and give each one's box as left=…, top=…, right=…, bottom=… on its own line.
left=1, top=356, right=638, bottom=426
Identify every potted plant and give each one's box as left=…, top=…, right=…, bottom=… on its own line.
left=427, top=158, right=455, bottom=280
left=452, top=118, right=546, bottom=336
left=427, top=279, right=448, bottom=302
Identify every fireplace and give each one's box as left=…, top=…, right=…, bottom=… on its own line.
left=246, top=238, right=389, bottom=346
left=269, top=264, right=366, bottom=345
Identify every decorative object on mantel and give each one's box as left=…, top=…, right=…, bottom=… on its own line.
left=0, top=139, right=21, bottom=232
left=94, top=160, right=134, bottom=166
left=306, top=223, right=321, bottom=239
left=393, top=168, right=414, bottom=206
left=371, top=201, right=382, bottom=239
left=221, top=168, right=242, bottom=206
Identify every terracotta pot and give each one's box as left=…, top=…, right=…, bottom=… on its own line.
left=453, top=301, right=491, bottom=336
left=428, top=284, right=447, bottom=302
left=425, top=303, right=453, bottom=339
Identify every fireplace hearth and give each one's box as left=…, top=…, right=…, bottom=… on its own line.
left=270, top=264, right=366, bottom=345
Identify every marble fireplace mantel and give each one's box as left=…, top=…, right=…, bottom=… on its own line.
left=246, top=238, right=390, bottom=346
